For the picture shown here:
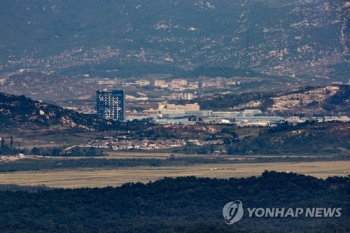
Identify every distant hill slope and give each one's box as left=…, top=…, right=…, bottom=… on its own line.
left=235, top=85, right=350, bottom=114
left=0, top=71, right=96, bottom=103
left=196, top=85, right=350, bottom=115
left=0, top=0, right=349, bottom=79
left=0, top=92, right=117, bottom=130
left=227, top=121, right=350, bottom=155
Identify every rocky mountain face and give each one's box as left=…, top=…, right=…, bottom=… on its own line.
left=0, top=0, right=349, bottom=80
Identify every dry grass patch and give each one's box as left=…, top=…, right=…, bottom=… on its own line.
left=0, top=161, right=348, bottom=188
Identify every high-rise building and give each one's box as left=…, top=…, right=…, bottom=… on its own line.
left=96, top=90, right=125, bottom=121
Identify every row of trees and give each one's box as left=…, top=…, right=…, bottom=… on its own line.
left=30, top=146, right=105, bottom=156
left=0, top=136, right=19, bottom=155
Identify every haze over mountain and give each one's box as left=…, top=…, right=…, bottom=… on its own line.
left=1, top=0, right=349, bottom=79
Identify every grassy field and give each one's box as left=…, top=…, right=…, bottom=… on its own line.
left=0, top=161, right=348, bottom=188
left=89, top=151, right=337, bottom=159
left=235, top=127, right=262, bottom=138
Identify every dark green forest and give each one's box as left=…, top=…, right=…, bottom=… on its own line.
left=0, top=172, right=348, bottom=232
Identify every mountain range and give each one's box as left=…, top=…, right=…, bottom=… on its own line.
left=1, top=0, right=349, bottom=80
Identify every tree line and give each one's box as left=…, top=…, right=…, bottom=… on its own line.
left=0, top=172, right=348, bottom=232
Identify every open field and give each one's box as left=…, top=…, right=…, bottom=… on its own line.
left=0, top=161, right=348, bottom=188
left=56, top=152, right=337, bottom=159
left=235, top=127, right=261, bottom=138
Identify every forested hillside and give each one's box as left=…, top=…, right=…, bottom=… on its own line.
left=0, top=172, right=348, bottom=232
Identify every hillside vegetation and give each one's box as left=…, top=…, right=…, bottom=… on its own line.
left=0, top=172, right=348, bottom=232
left=226, top=121, right=350, bottom=155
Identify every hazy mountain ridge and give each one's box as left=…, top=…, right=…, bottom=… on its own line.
left=0, top=0, right=349, bottom=79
